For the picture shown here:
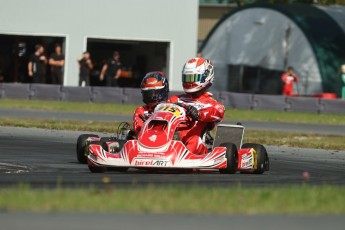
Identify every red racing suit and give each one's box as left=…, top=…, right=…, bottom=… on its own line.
left=168, top=92, right=225, bottom=155
left=133, top=105, right=155, bottom=133
left=281, top=72, right=299, bottom=96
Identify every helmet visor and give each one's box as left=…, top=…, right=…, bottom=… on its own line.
left=142, top=89, right=166, bottom=103
left=182, top=74, right=204, bottom=83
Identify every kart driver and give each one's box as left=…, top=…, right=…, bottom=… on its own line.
left=133, top=71, right=169, bottom=133
left=168, top=57, right=225, bottom=155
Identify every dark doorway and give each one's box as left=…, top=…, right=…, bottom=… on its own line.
left=227, top=64, right=283, bottom=95
left=86, top=38, right=169, bottom=88
left=0, top=34, right=65, bottom=83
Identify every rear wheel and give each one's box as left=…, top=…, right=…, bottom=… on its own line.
left=76, top=134, right=99, bottom=164
left=242, top=143, right=269, bottom=174
left=219, top=143, right=238, bottom=174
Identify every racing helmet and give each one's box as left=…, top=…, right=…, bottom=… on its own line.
left=182, top=58, right=215, bottom=93
left=140, top=71, right=169, bottom=106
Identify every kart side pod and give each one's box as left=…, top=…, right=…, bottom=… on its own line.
left=214, top=124, right=269, bottom=174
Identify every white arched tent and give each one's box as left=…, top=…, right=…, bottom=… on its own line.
left=200, top=3, right=345, bottom=96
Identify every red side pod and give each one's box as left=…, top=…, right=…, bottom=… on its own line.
left=237, top=148, right=254, bottom=171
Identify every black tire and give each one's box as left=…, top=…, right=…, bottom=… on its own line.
left=241, top=143, right=269, bottom=174
left=107, top=167, right=128, bottom=172
left=219, top=143, right=238, bottom=174
left=87, top=141, right=107, bottom=173
left=88, top=165, right=107, bottom=173
left=76, top=134, right=99, bottom=164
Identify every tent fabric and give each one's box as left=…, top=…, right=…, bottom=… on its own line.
left=200, top=3, right=345, bottom=96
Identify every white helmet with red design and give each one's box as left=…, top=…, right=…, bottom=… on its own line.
left=182, top=57, right=215, bottom=93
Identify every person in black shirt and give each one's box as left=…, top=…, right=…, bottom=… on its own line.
left=28, top=44, right=47, bottom=83
left=77, top=51, right=93, bottom=87
left=49, top=44, right=65, bottom=85
left=100, top=51, right=122, bottom=87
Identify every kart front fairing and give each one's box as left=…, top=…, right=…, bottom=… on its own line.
left=88, top=103, right=228, bottom=169
left=137, top=103, right=185, bottom=150
left=88, top=140, right=227, bottom=169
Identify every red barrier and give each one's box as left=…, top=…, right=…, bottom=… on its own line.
left=312, top=93, right=337, bottom=99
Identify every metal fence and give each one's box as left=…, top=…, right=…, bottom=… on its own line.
left=1, top=83, right=344, bottom=114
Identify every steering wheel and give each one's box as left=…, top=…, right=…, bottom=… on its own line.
left=173, top=102, right=194, bottom=126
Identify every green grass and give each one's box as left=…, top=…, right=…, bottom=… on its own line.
left=1, top=184, right=344, bottom=214
left=1, top=98, right=345, bottom=125
left=0, top=117, right=120, bottom=133
left=1, top=117, right=344, bottom=150
left=0, top=98, right=138, bottom=115
left=227, top=108, right=345, bottom=125
left=244, top=130, right=345, bottom=151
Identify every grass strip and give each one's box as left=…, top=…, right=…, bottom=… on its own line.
left=0, top=98, right=138, bottom=115
left=0, top=117, right=120, bottom=133
left=1, top=117, right=344, bottom=150
left=1, top=98, right=345, bottom=125
left=0, top=184, right=344, bottom=214
left=244, top=130, right=345, bottom=151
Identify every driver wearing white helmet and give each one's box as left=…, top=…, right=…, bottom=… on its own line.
left=169, top=57, right=225, bottom=155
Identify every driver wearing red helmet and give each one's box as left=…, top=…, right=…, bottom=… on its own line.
left=169, top=58, right=225, bottom=155
left=133, top=71, right=169, bottom=133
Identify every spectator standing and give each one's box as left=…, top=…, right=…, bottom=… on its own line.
left=341, top=64, right=345, bottom=99
left=77, top=51, right=93, bottom=87
left=49, top=44, right=65, bottom=85
left=28, top=44, right=47, bottom=83
left=100, top=51, right=122, bottom=87
left=281, top=66, right=299, bottom=96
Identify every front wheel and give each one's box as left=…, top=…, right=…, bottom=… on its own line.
left=87, top=157, right=107, bottom=173
left=88, top=165, right=107, bottom=173
left=219, top=143, right=238, bottom=174
left=107, top=167, right=128, bottom=172
left=76, top=134, right=99, bottom=164
left=242, top=143, right=269, bottom=174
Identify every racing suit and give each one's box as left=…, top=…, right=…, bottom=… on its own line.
left=168, top=92, right=225, bottom=155
left=281, top=72, right=299, bottom=96
left=133, top=105, right=155, bottom=133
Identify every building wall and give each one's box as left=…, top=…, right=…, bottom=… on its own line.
left=0, top=0, right=198, bottom=90
left=198, top=5, right=232, bottom=42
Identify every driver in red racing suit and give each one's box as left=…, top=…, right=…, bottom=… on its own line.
left=133, top=71, right=169, bottom=133
left=168, top=58, right=225, bottom=155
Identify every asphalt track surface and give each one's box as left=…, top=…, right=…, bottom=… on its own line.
left=0, top=108, right=344, bottom=187
left=1, top=108, right=345, bottom=229
left=1, top=212, right=345, bottom=230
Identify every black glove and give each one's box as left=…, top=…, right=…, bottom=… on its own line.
left=186, top=105, right=199, bottom=121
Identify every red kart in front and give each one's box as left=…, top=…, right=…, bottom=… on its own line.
left=76, top=102, right=269, bottom=174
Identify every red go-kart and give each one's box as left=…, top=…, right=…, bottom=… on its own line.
left=76, top=102, right=269, bottom=174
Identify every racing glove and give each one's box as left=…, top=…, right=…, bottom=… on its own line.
left=186, top=105, right=199, bottom=121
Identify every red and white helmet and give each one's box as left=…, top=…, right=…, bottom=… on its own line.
left=182, top=58, right=214, bottom=93
left=140, top=71, right=169, bottom=107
